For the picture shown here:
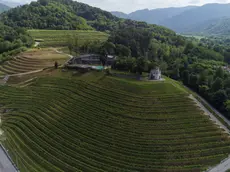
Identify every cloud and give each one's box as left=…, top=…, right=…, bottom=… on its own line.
left=6, top=0, right=230, bottom=13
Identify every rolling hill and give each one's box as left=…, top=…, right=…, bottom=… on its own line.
left=112, top=6, right=197, bottom=25
left=184, top=17, right=230, bottom=36
left=112, top=3, right=230, bottom=35
left=0, top=0, right=118, bottom=30
left=161, top=3, right=230, bottom=33
left=1, top=74, right=230, bottom=171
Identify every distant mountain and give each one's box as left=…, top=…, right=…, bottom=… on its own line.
left=0, top=3, right=10, bottom=13
left=110, top=11, right=129, bottom=19
left=199, top=18, right=230, bottom=36
left=161, top=3, right=230, bottom=33
left=111, top=3, right=230, bottom=36
left=111, top=6, right=197, bottom=25
left=0, top=0, right=23, bottom=7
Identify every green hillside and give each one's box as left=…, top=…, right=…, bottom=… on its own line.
left=0, top=0, right=118, bottom=31
left=0, top=0, right=176, bottom=36
left=203, top=18, right=230, bottom=36
left=1, top=75, right=230, bottom=171
left=28, top=30, right=109, bottom=47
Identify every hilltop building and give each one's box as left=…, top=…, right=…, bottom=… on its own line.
left=149, top=68, right=161, bottom=80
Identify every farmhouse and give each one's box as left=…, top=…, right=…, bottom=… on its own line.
left=149, top=68, right=161, bottom=80
left=67, top=54, right=116, bottom=66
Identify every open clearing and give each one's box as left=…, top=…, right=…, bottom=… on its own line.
left=0, top=74, right=230, bottom=171
left=0, top=48, right=69, bottom=76
left=28, top=30, right=109, bottom=47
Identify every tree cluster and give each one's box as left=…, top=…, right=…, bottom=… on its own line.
left=0, top=23, right=33, bottom=63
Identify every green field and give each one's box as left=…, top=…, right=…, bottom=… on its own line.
left=1, top=74, right=230, bottom=171
left=28, top=30, right=109, bottom=47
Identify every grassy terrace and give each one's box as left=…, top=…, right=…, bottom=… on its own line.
left=1, top=75, right=230, bottom=171
left=28, top=30, right=109, bottom=47
left=0, top=49, right=69, bottom=76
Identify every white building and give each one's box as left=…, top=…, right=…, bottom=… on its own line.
left=149, top=68, right=161, bottom=80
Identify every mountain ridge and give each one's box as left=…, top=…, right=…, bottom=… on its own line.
left=111, top=3, right=230, bottom=36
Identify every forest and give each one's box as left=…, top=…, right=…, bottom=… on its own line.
left=0, top=23, right=33, bottom=64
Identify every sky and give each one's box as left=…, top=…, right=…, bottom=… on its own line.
left=5, top=0, right=230, bottom=13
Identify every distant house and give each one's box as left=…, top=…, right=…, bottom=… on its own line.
left=67, top=54, right=116, bottom=66
left=149, top=68, right=161, bottom=80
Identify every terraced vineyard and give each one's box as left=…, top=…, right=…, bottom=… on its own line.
left=0, top=49, right=69, bottom=76
left=28, top=30, right=109, bottom=47
left=1, top=76, right=230, bottom=171
left=0, top=56, right=49, bottom=75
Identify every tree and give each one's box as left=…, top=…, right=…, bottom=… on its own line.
left=199, top=85, right=210, bottom=98
left=197, top=73, right=208, bottom=86
left=182, top=70, right=190, bottom=85
left=189, top=74, right=198, bottom=90
left=224, top=78, right=230, bottom=89
left=115, top=44, right=131, bottom=57
left=211, top=90, right=227, bottom=109
left=102, top=42, right=115, bottom=55
left=159, top=61, right=168, bottom=74
left=207, top=75, right=214, bottom=88
left=136, top=57, right=147, bottom=75
left=184, top=42, right=194, bottom=54
left=225, top=100, right=230, bottom=117
left=215, top=67, right=224, bottom=79
left=211, top=77, right=223, bottom=92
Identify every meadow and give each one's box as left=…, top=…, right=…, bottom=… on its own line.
left=28, top=30, right=109, bottom=47
left=1, top=74, right=230, bottom=171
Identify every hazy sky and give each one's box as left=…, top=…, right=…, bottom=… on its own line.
left=6, top=0, right=230, bottom=13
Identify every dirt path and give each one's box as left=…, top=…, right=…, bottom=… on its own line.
left=8, top=69, right=43, bottom=77
left=54, top=49, right=73, bottom=59
left=186, top=86, right=230, bottom=127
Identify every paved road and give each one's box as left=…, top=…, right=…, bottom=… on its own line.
left=207, top=156, right=230, bottom=172
left=186, top=86, right=230, bottom=127
left=189, top=95, right=230, bottom=134
left=189, top=94, right=230, bottom=172
left=0, top=145, right=17, bottom=172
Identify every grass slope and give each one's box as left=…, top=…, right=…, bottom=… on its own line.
left=1, top=75, right=230, bottom=171
left=28, top=30, right=109, bottom=47
left=0, top=48, right=69, bottom=76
